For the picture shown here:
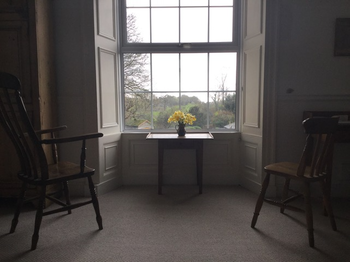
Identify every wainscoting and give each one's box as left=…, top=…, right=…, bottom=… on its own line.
left=121, top=133, right=241, bottom=187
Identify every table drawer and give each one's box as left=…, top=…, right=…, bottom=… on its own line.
left=159, top=139, right=201, bottom=149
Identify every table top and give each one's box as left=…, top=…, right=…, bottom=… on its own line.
left=146, top=132, right=214, bottom=140
left=339, top=121, right=350, bottom=126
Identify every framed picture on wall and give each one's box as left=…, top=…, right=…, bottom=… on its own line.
left=334, top=18, right=350, bottom=56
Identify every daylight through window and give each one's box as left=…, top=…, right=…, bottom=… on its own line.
left=120, top=0, right=240, bottom=131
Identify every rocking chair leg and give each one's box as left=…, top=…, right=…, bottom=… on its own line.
left=31, top=186, right=46, bottom=250
left=63, top=181, right=72, bottom=214
left=251, top=173, right=270, bottom=228
left=280, top=178, right=290, bottom=214
left=88, top=177, right=103, bottom=230
left=10, top=182, right=27, bottom=233
left=303, top=182, right=314, bottom=248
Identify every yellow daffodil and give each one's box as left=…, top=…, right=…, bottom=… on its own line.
left=168, top=110, right=196, bottom=125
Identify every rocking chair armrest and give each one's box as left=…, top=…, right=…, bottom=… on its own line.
left=41, top=132, right=103, bottom=144
left=35, top=125, right=67, bottom=135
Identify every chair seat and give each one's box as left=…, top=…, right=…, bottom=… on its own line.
left=19, top=161, right=95, bottom=185
left=265, top=162, right=326, bottom=181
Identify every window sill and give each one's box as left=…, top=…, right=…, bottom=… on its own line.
left=121, top=130, right=241, bottom=135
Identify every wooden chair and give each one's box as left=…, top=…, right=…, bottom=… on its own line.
left=0, top=72, right=103, bottom=250
left=251, top=117, right=339, bottom=247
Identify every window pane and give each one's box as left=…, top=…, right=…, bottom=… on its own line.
left=209, top=53, right=236, bottom=91
left=181, top=92, right=208, bottom=104
left=152, top=8, right=179, bottom=43
left=126, top=0, right=149, bottom=7
left=124, top=93, right=152, bottom=130
left=209, top=91, right=236, bottom=129
left=210, top=7, right=233, bottom=42
left=152, top=54, right=179, bottom=91
left=210, top=0, right=233, bottom=6
left=181, top=92, right=208, bottom=129
left=180, top=0, right=208, bottom=6
left=152, top=0, right=179, bottom=6
left=127, top=8, right=150, bottom=42
left=180, top=8, right=208, bottom=42
left=153, top=93, right=180, bottom=129
left=181, top=53, right=208, bottom=92
left=124, top=53, right=151, bottom=92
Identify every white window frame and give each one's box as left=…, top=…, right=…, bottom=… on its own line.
left=118, top=0, right=241, bottom=132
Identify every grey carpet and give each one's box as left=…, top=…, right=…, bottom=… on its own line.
left=0, top=185, right=349, bottom=262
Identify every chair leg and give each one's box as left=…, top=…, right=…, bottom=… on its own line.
left=303, top=182, right=314, bottom=248
left=63, top=181, right=72, bottom=214
left=10, top=182, right=27, bottom=233
left=280, top=178, right=290, bottom=214
left=320, top=180, right=337, bottom=231
left=251, top=173, right=270, bottom=228
left=87, top=176, right=103, bottom=230
left=31, top=186, right=46, bottom=250
left=323, top=158, right=333, bottom=216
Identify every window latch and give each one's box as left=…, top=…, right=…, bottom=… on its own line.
left=178, top=43, right=191, bottom=49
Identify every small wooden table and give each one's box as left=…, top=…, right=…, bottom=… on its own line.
left=146, top=132, right=214, bottom=194
left=303, top=111, right=350, bottom=204
left=303, top=111, right=350, bottom=143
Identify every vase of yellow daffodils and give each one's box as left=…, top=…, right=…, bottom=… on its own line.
left=167, top=110, right=196, bottom=136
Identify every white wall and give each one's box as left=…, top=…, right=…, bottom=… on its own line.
left=51, top=0, right=350, bottom=197
left=275, top=0, right=350, bottom=197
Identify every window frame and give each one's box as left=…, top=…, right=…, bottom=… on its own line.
left=118, top=0, right=241, bottom=132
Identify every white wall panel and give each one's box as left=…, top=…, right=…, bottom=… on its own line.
left=239, top=133, right=265, bottom=194
left=97, top=0, right=116, bottom=40
left=104, top=142, right=118, bottom=172
left=94, top=0, right=121, bottom=194
left=130, top=141, right=158, bottom=166
left=98, top=47, right=118, bottom=128
left=204, top=141, right=230, bottom=165
left=244, top=0, right=263, bottom=39
left=242, top=142, right=258, bottom=175
left=240, top=0, right=266, bottom=194
left=243, top=46, right=262, bottom=128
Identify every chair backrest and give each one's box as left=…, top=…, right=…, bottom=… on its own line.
left=297, top=117, right=339, bottom=177
left=0, top=72, right=48, bottom=181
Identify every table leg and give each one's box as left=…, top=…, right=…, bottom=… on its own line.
left=196, top=141, right=203, bottom=194
left=158, top=141, right=164, bottom=195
